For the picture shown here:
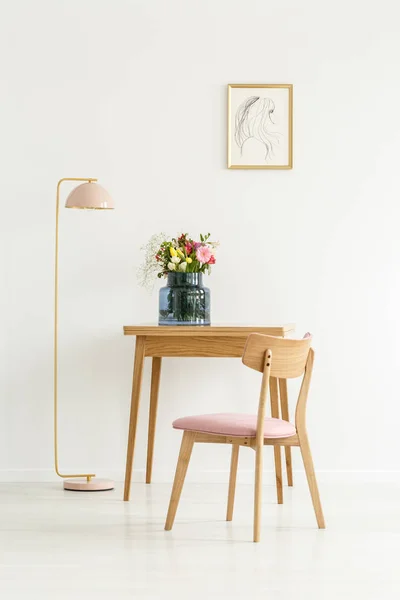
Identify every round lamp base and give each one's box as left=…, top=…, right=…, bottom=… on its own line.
left=63, top=478, right=114, bottom=492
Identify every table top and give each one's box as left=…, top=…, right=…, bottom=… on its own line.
left=123, top=323, right=295, bottom=337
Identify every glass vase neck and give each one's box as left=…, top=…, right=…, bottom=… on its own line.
left=167, top=272, right=203, bottom=287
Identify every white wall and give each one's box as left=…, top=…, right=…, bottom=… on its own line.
left=1, top=0, right=400, bottom=484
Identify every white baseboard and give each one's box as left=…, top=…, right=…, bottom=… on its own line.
left=1, top=469, right=400, bottom=484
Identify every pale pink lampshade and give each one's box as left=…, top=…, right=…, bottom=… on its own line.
left=65, top=182, right=114, bottom=210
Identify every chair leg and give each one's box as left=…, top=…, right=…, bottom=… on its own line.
left=165, top=431, right=196, bottom=531
left=226, top=445, right=239, bottom=521
left=274, top=445, right=283, bottom=504
left=284, top=447, right=293, bottom=487
left=299, top=435, right=325, bottom=529
left=270, top=377, right=284, bottom=503
left=279, top=378, right=293, bottom=486
left=253, top=445, right=263, bottom=542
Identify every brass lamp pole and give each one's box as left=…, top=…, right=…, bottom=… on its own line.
left=54, top=177, right=114, bottom=491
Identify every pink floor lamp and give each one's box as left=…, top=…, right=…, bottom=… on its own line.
left=54, top=177, right=115, bottom=491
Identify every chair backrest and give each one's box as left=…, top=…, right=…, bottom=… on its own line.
left=242, top=334, right=311, bottom=378
left=242, top=334, right=314, bottom=443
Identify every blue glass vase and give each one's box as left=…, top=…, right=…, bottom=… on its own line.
left=159, top=272, right=210, bottom=326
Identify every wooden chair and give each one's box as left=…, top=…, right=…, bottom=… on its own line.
left=164, top=333, right=325, bottom=542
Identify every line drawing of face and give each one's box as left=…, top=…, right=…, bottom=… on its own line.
left=234, top=96, right=281, bottom=161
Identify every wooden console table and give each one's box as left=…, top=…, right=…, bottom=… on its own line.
left=123, top=324, right=295, bottom=501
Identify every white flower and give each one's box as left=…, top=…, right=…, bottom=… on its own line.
left=178, top=261, right=187, bottom=272
left=171, top=256, right=181, bottom=264
left=168, top=262, right=176, bottom=271
left=208, top=240, right=220, bottom=250
left=137, top=232, right=167, bottom=292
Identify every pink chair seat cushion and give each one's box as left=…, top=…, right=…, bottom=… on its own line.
left=172, top=413, right=296, bottom=438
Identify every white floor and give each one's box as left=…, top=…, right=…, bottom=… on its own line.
left=0, top=481, right=399, bottom=599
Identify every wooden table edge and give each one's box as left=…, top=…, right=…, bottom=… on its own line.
left=123, top=324, right=296, bottom=337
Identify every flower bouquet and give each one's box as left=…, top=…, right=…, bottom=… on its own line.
left=139, top=233, right=217, bottom=325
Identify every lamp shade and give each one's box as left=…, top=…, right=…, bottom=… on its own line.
left=65, top=182, right=114, bottom=210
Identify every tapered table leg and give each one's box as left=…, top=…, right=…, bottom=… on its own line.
left=279, top=378, right=293, bottom=486
left=123, top=336, right=146, bottom=501
left=146, top=357, right=162, bottom=484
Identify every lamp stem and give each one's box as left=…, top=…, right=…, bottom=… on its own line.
left=54, top=178, right=97, bottom=480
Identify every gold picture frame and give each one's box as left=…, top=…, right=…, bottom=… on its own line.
left=227, top=84, right=293, bottom=169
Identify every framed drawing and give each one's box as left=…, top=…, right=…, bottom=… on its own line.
left=227, top=84, right=293, bottom=169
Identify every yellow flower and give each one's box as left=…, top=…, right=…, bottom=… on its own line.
left=176, top=249, right=185, bottom=259
left=170, top=247, right=177, bottom=257
left=186, top=257, right=192, bottom=264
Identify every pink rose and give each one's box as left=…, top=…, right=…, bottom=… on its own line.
left=185, top=243, right=193, bottom=254
left=196, top=246, right=212, bottom=263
